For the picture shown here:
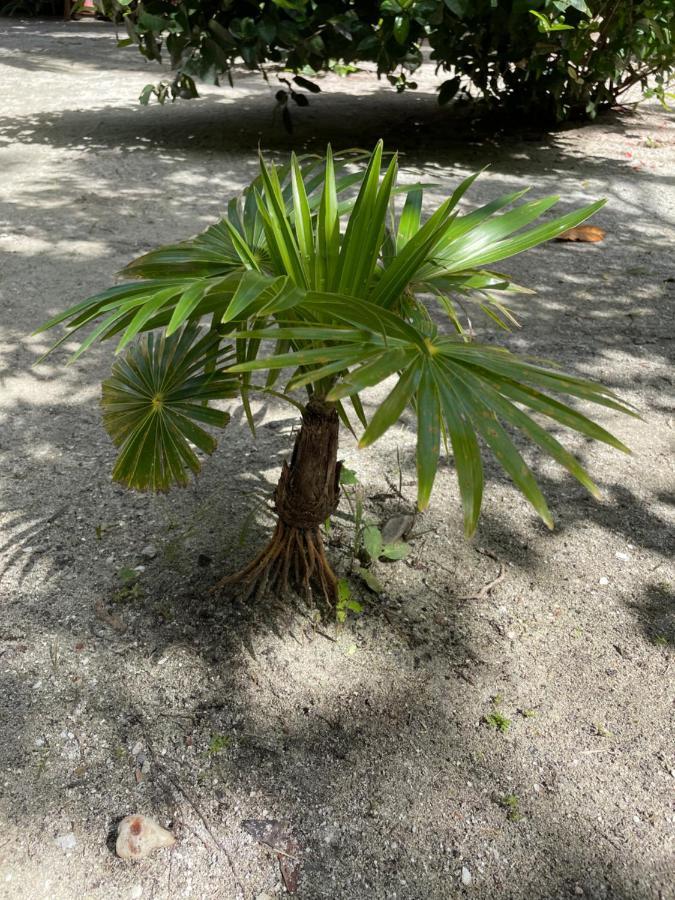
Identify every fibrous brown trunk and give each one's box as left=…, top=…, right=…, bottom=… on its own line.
left=214, top=398, right=342, bottom=605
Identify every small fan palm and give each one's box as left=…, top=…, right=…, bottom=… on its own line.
left=37, top=143, right=633, bottom=604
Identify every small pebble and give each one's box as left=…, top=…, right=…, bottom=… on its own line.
left=323, top=825, right=340, bottom=846
left=130, top=886, right=143, bottom=899
left=599, top=577, right=609, bottom=586
left=461, top=865, right=472, bottom=886
left=54, top=832, right=77, bottom=852
left=141, top=545, right=157, bottom=560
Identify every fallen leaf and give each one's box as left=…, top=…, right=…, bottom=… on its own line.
left=554, top=225, right=606, bottom=243
left=278, top=836, right=300, bottom=894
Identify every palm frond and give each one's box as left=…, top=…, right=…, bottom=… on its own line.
left=101, top=325, right=236, bottom=491
left=38, top=143, right=631, bottom=530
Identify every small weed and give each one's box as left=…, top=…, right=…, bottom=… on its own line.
left=485, top=712, right=511, bottom=733
left=498, top=793, right=522, bottom=822
left=652, top=635, right=668, bottom=646
left=340, top=478, right=365, bottom=564
left=339, top=466, right=359, bottom=486
left=49, top=640, right=60, bottom=674
left=592, top=723, right=613, bottom=738
left=35, top=747, right=49, bottom=778
left=112, top=567, right=144, bottom=603
left=206, top=734, right=231, bottom=756
left=362, top=523, right=409, bottom=563
left=485, top=696, right=510, bottom=733
left=519, top=708, right=537, bottom=719
left=153, top=599, right=174, bottom=622
left=118, top=566, right=139, bottom=585
left=339, top=466, right=412, bottom=599
left=336, top=579, right=363, bottom=623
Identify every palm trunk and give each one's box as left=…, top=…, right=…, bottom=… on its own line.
left=215, top=397, right=342, bottom=604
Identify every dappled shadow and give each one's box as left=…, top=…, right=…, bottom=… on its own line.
left=1, top=574, right=671, bottom=897
left=1, top=355, right=672, bottom=896
left=1, top=101, right=672, bottom=392
left=628, top=580, right=675, bottom=648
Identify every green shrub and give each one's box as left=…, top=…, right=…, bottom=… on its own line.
left=1, top=0, right=62, bottom=15
left=94, top=0, right=674, bottom=122
left=430, top=0, right=675, bottom=120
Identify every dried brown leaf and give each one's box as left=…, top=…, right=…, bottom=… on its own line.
left=554, top=225, right=606, bottom=243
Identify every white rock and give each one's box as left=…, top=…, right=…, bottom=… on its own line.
left=615, top=551, right=629, bottom=561
left=116, top=815, right=175, bottom=860
left=599, top=577, right=609, bottom=586
left=461, top=865, right=472, bottom=886
left=54, top=832, right=77, bottom=852
left=130, top=886, right=143, bottom=899
left=141, top=545, right=157, bottom=560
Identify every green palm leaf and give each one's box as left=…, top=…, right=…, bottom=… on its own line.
left=101, top=325, right=236, bottom=491
left=38, top=143, right=632, bottom=538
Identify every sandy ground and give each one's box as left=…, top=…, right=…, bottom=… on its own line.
left=0, top=18, right=674, bottom=900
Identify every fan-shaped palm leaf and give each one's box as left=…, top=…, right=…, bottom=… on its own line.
left=101, top=325, right=237, bottom=491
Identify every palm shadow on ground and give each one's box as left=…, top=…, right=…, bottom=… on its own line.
left=2, top=473, right=671, bottom=898
left=1, top=20, right=673, bottom=898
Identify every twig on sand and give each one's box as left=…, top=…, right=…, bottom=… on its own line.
left=460, top=548, right=506, bottom=601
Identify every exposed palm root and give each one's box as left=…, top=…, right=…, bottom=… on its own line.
left=212, top=518, right=338, bottom=606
